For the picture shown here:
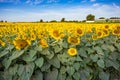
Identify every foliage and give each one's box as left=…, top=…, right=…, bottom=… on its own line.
left=86, top=14, right=95, bottom=21
left=0, top=23, right=120, bottom=80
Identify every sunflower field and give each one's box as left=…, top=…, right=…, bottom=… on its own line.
left=0, top=22, right=120, bottom=80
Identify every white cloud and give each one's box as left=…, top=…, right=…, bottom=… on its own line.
left=0, top=4, right=120, bottom=22
left=47, top=0, right=59, bottom=3
left=90, top=0, right=96, bottom=2
left=113, top=3, right=120, bottom=8
left=25, top=0, right=44, bottom=5
left=93, top=3, right=100, bottom=7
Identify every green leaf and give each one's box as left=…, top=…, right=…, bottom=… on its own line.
left=86, top=48, right=95, bottom=54
left=22, top=54, right=36, bottom=62
left=41, top=49, right=50, bottom=55
left=90, top=54, right=98, bottom=62
left=80, top=69, right=90, bottom=80
left=66, top=76, right=73, bottom=80
left=33, top=70, right=43, bottom=80
left=60, top=66, right=66, bottom=74
left=62, top=40, right=68, bottom=48
left=0, top=50, right=9, bottom=58
left=76, top=55, right=83, bottom=61
left=78, top=48, right=87, bottom=58
left=9, top=50, right=24, bottom=61
left=93, top=46, right=104, bottom=55
left=7, top=45, right=14, bottom=50
left=35, top=45, right=42, bottom=52
left=41, top=62, right=51, bottom=72
left=45, top=69, right=58, bottom=80
left=54, top=45, right=63, bottom=53
left=99, top=71, right=110, bottom=80
left=35, top=57, right=44, bottom=68
left=73, top=62, right=80, bottom=71
left=97, top=59, right=105, bottom=68
left=107, top=45, right=116, bottom=52
left=18, top=63, right=35, bottom=80
left=2, top=58, right=12, bottom=69
left=58, top=73, right=66, bottom=80
left=46, top=52, right=54, bottom=59
left=67, top=66, right=75, bottom=76
left=105, top=58, right=120, bottom=70
left=48, top=56, right=60, bottom=68
left=29, top=50, right=37, bottom=58
left=73, top=72, right=80, bottom=80
left=8, top=64, right=18, bottom=76
left=17, top=64, right=24, bottom=76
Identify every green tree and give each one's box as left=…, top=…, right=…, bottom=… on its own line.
left=86, top=14, right=95, bottom=21
left=61, top=18, right=65, bottom=22
left=40, top=19, right=43, bottom=22
left=99, top=17, right=105, bottom=19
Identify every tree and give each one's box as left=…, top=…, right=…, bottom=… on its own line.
left=99, top=17, right=105, bottom=19
left=86, top=14, right=95, bottom=21
left=40, top=19, right=43, bottom=22
left=61, top=18, right=65, bottom=22
left=0, top=20, right=4, bottom=22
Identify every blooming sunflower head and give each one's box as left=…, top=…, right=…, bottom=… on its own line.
left=96, top=31, right=103, bottom=38
left=102, top=29, right=109, bottom=37
left=68, top=48, right=77, bottom=56
left=0, top=40, right=5, bottom=47
left=39, top=39, right=48, bottom=48
left=68, top=36, right=80, bottom=45
left=13, top=38, right=31, bottom=50
left=112, top=29, right=120, bottom=36
left=50, top=29, right=62, bottom=40
left=76, top=28, right=84, bottom=36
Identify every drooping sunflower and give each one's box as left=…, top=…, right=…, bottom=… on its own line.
left=68, top=36, right=80, bottom=45
left=0, top=40, right=5, bottom=47
left=68, top=48, right=77, bottom=56
left=13, top=38, right=31, bottom=50
left=39, top=39, right=48, bottom=48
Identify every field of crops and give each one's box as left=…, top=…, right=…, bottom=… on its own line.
left=0, top=22, right=120, bottom=80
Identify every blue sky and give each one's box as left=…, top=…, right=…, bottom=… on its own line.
left=0, top=0, right=120, bottom=22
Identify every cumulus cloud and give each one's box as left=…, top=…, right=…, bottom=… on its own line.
left=0, top=4, right=120, bottom=22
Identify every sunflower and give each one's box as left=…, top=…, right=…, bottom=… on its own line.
left=112, top=29, right=120, bottom=36
left=30, top=33, right=36, bottom=41
left=92, top=35, right=98, bottom=40
left=50, top=29, right=62, bottom=40
left=13, top=38, right=31, bottom=50
left=76, top=28, right=84, bottom=36
left=0, top=40, right=5, bottom=47
left=102, top=29, right=109, bottom=37
left=104, top=25, right=109, bottom=30
left=68, top=48, right=77, bottom=56
left=39, top=39, right=48, bottom=48
left=68, top=36, right=80, bottom=45
left=96, top=31, right=103, bottom=38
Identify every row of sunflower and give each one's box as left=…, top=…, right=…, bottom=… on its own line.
left=0, top=23, right=120, bottom=80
